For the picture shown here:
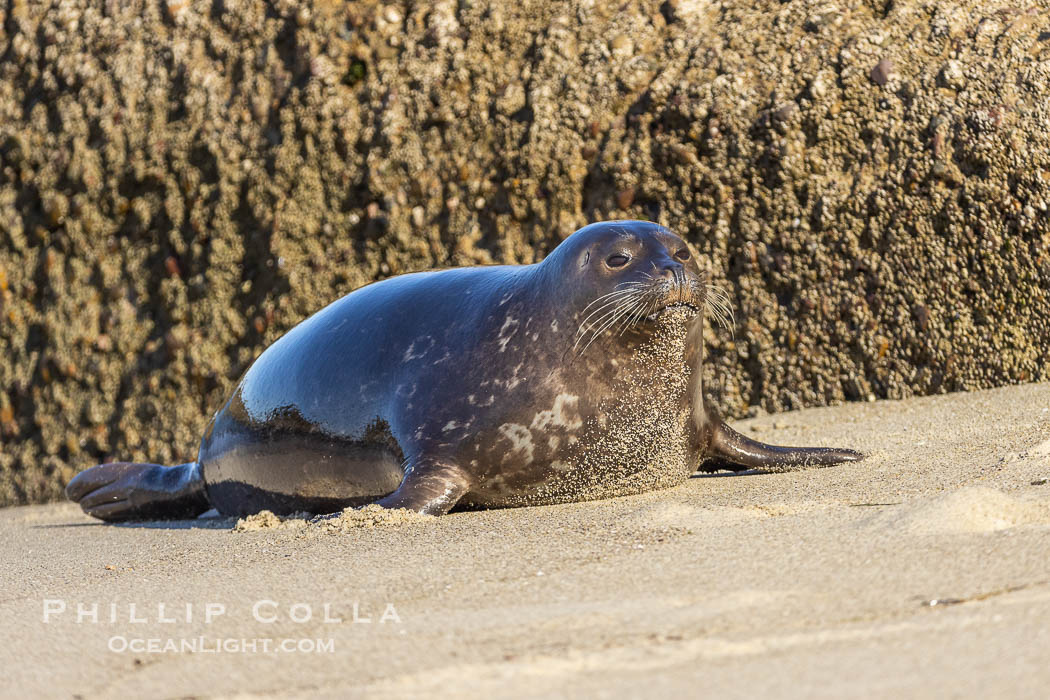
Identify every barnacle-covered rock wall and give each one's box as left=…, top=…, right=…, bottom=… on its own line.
left=1, top=0, right=1048, bottom=504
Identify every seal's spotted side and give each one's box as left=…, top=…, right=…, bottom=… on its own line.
left=66, top=221, right=862, bottom=520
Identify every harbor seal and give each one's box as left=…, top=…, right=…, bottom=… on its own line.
left=66, top=220, right=862, bottom=521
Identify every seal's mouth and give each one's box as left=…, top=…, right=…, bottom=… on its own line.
left=644, top=301, right=701, bottom=322
left=574, top=278, right=716, bottom=355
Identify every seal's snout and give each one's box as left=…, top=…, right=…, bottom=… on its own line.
left=641, top=265, right=704, bottom=322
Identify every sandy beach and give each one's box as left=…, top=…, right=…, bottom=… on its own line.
left=3, top=381, right=1049, bottom=698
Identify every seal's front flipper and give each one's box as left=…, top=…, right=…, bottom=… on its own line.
left=701, top=419, right=863, bottom=473
left=65, top=461, right=209, bottom=521
left=374, top=461, right=471, bottom=516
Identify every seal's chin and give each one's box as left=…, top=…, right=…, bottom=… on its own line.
left=644, top=301, right=701, bottom=323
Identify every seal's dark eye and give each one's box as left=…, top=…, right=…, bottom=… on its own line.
left=606, top=254, right=630, bottom=268
left=675, top=248, right=691, bottom=261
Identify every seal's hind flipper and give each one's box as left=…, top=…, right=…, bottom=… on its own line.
left=701, top=420, right=863, bottom=473
left=65, top=461, right=209, bottom=521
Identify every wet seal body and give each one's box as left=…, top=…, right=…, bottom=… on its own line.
left=67, top=221, right=862, bottom=521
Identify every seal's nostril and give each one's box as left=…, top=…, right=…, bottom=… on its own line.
left=662, top=264, right=684, bottom=285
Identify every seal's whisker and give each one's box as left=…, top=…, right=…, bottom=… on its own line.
left=617, top=290, right=659, bottom=336
left=704, top=282, right=735, bottom=332
left=706, top=289, right=732, bottom=311
left=576, top=284, right=649, bottom=319
left=708, top=296, right=730, bottom=314
left=601, top=290, right=651, bottom=335
left=577, top=288, right=647, bottom=327
left=588, top=280, right=648, bottom=297
left=618, top=302, right=650, bottom=336
left=710, top=302, right=734, bottom=328
left=578, top=288, right=642, bottom=314
left=701, top=285, right=734, bottom=335
left=577, top=299, right=640, bottom=349
left=613, top=297, right=648, bottom=337
left=643, top=293, right=663, bottom=321
left=705, top=283, right=732, bottom=303
left=573, top=290, right=647, bottom=351
left=706, top=302, right=729, bottom=329
left=575, top=289, right=646, bottom=337
left=576, top=291, right=649, bottom=355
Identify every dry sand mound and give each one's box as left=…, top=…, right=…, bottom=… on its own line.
left=233, top=504, right=433, bottom=533
left=877, top=486, right=1050, bottom=534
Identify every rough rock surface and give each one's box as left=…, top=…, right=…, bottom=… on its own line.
left=1, top=0, right=1048, bottom=505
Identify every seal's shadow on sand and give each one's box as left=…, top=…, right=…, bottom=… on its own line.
left=43, top=470, right=760, bottom=529
left=35, top=516, right=235, bottom=531
left=45, top=468, right=764, bottom=528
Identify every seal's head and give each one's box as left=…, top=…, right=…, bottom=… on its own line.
left=542, top=221, right=720, bottom=353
